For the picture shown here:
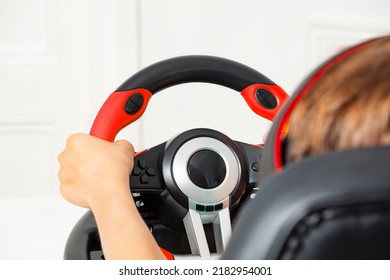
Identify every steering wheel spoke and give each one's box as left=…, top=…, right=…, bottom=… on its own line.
left=235, top=141, right=264, bottom=187
left=174, top=207, right=232, bottom=259
left=183, top=209, right=211, bottom=258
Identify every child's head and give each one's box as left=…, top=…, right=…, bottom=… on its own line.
left=287, top=36, right=390, bottom=163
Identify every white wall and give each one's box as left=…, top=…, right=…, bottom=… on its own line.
left=0, top=0, right=389, bottom=259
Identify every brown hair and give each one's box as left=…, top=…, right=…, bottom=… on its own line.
left=287, top=36, right=390, bottom=163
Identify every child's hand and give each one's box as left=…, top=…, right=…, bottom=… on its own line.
left=58, top=134, right=135, bottom=209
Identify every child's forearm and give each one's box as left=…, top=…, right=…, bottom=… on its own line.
left=89, top=188, right=167, bottom=260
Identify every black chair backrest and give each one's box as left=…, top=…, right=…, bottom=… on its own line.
left=222, top=146, right=390, bottom=259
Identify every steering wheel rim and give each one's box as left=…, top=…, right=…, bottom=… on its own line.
left=90, top=55, right=288, bottom=142
left=64, top=55, right=288, bottom=260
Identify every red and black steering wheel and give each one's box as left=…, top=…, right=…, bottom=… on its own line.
left=64, top=55, right=288, bottom=260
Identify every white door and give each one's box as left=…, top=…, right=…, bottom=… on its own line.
left=0, top=0, right=140, bottom=259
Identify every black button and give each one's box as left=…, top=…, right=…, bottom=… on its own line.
left=125, top=93, right=144, bottom=115
left=146, top=167, right=155, bottom=176
left=132, top=167, right=142, bottom=176
left=205, top=205, right=214, bottom=212
left=215, top=203, right=223, bottom=211
left=138, top=159, right=147, bottom=169
left=196, top=204, right=205, bottom=212
left=140, top=175, right=150, bottom=184
left=125, top=101, right=138, bottom=115
left=252, top=162, right=260, bottom=172
left=256, top=88, right=277, bottom=109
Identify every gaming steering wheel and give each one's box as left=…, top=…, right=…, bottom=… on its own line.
left=64, top=55, right=288, bottom=260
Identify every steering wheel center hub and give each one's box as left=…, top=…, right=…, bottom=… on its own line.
left=162, top=128, right=248, bottom=212
left=187, top=149, right=226, bottom=189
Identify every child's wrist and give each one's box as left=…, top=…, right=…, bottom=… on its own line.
left=88, top=182, right=133, bottom=212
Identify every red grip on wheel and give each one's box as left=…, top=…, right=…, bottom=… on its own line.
left=241, top=84, right=289, bottom=121
left=90, top=88, right=152, bottom=142
left=160, top=247, right=174, bottom=260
